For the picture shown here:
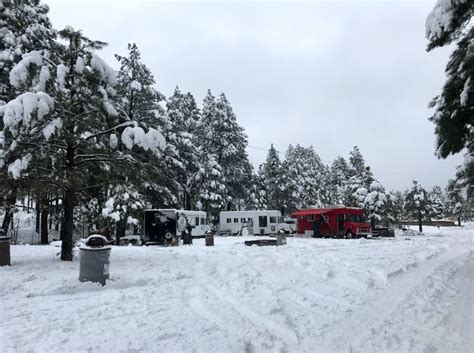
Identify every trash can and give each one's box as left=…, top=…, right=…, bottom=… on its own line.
left=0, top=232, right=11, bottom=266
left=79, top=235, right=111, bottom=286
left=205, top=230, right=214, bottom=246
left=276, top=230, right=287, bottom=246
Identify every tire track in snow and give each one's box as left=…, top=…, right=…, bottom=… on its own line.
left=184, top=258, right=300, bottom=350
left=322, top=246, right=472, bottom=352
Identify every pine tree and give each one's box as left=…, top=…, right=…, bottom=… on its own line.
left=348, top=146, right=373, bottom=189
left=446, top=179, right=466, bottom=226
left=165, top=87, right=202, bottom=209
left=429, top=185, right=447, bottom=219
left=201, top=92, right=252, bottom=209
left=0, top=0, right=56, bottom=232
left=246, top=167, right=268, bottom=210
left=346, top=175, right=365, bottom=207
left=260, top=144, right=283, bottom=210
left=405, top=180, right=431, bottom=232
left=362, top=180, right=387, bottom=228
left=114, top=43, right=165, bottom=124
left=425, top=1, right=473, bottom=207
left=329, top=156, right=350, bottom=206
left=197, top=155, right=227, bottom=222
left=1, top=28, right=166, bottom=260
left=279, top=144, right=328, bottom=213
left=385, top=190, right=404, bottom=226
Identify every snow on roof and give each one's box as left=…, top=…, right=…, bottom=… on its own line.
left=291, top=207, right=365, bottom=217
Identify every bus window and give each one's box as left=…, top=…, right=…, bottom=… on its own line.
left=226, top=218, right=232, bottom=223
left=233, top=218, right=239, bottom=223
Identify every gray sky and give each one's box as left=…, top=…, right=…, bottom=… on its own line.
left=47, top=0, right=464, bottom=191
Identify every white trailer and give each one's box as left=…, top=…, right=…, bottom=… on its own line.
left=219, top=210, right=283, bottom=236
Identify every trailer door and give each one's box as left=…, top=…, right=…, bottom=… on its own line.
left=337, top=214, right=344, bottom=233
left=258, top=215, right=268, bottom=235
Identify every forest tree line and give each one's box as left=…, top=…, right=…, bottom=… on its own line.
left=0, top=1, right=472, bottom=261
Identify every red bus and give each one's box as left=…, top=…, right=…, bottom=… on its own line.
left=291, top=207, right=371, bottom=238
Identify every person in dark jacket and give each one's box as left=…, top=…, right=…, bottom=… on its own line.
left=183, top=220, right=193, bottom=245
left=312, top=219, right=321, bottom=238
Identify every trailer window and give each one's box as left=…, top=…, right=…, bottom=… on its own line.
left=347, top=214, right=365, bottom=222
left=201, top=218, right=206, bottom=225
left=233, top=218, right=239, bottom=223
left=240, top=218, right=246, bottom=223
left=269, top=216, right=277, bottom=224
left=248, top=218, right=252, bottom=221
left=195, top=217, right=199, bottom=226
left=308, top=215, right=315, bottom=221
left=226, top=218, right=232, bottom=223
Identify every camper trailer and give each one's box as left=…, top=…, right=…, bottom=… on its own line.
left=219, top=210, right=283, bottom=236
left=143, top=209, right=209, bottom=245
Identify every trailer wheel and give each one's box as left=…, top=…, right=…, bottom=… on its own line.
left=346, top=231, right=353, bottom=239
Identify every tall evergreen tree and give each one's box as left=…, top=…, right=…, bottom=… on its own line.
left=405, top=180, right=431, bottom=232
left=279, top=144, right=328, bottom=213
left=165, top=87, right=202, bottom=209
left=385, top=190, right=405, bottom=226
left=0, top=0, right=56, bottom=232
left=260, top=144, right=283, bottom=210
left=429, top=185, right=447, bottom=219
left=1, top=28, right=166, bottom=260
left=201, top=92, right=251, bottom=209
left=246, top=167, right=268, bottom=210
left=362, top=180, right=388, bottom=228
left=445, top=178, right=466, bottom=225
left=329, top=156, right=350, bottom=205
left=197, top=154, right=227, bottom=222
left=425, top=0, right=473, bottom=207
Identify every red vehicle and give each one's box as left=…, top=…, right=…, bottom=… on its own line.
left=291, top=207, right=371, bottom=238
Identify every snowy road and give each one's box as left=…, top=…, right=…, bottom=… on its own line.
left=1, top=225, right=472, bottom=353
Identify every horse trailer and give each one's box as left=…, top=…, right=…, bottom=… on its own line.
left=143, top=209, right=209, bottom=245
left=219, top=210, right=283, bottom=236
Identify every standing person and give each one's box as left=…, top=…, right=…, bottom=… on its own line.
left=185, top=219, right=193, bottom=245
left=312, top=218, right=321, bottom=238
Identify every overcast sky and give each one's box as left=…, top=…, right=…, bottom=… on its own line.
left=46, top=0, right=464, bottom=191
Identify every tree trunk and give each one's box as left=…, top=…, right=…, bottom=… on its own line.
left=60, top=189, right=75, bottom=261
left=116, top=219, right=126, bottom=245
left=458, top=216, right=461, bottom=226
left=418, top=212, right=423, bottom=233
left=2, top=183, right=18, bottom=232
left=55, top=199, right=60, bottom=231
left=370, top=217, right=376, bottom=229
left=35, top=199, right=41, bottom=233
left=40, top=201, right=49, bottom=245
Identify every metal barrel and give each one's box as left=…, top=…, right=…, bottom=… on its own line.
left=0, top=236, right=11, bottom=266
left=79, top=247, right=111, bottom=285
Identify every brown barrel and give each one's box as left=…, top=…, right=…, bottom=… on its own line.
left=205, top=232, right=214, bottom=246
left=0, top=237, right=11, bottom=266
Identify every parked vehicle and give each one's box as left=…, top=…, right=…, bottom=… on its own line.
left=219, top=210, right=283, bottom=236
left=291, top=207, right=371, bottom=238
left=281, top=217, right=297, bottom=234
left=119, top=235, right=142, bottom=246
left=142, top=209, right=209, bottom=245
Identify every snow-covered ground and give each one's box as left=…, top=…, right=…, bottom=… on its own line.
left=1, top=225, right=472, bottom=353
